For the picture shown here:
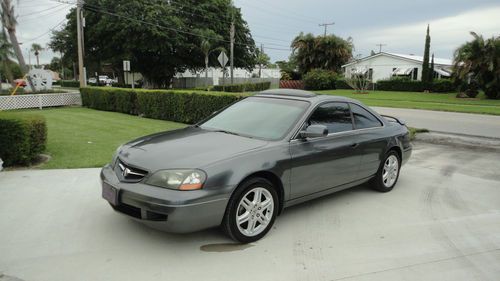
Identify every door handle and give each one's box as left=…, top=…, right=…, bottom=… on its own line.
left=350, top=143, right=359, bottom=148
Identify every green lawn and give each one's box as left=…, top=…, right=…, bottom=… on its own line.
left=12, top=107, right=186, bottom=169
left=317, top=90, right=500, bottom=115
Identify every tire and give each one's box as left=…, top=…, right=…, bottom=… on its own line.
left=371, top=150, right=401, bottom=192
left=222, top=177, right=278, bottom=243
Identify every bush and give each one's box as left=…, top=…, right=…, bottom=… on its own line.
left=80, top=87, right=248, bottom=124
left=376, top=77, right=456, bottom=92
left=60, top=80, right=80, bottom=88
left=334, top=78, right=352, bottom=89
left=303, top=69, right=337, bottom=90
left=0, top=113, right=47, bottom=166
left=212, top=81, right=271, bottom=92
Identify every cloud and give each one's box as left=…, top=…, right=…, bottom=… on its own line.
left=352, top=5, right=500, bottom=59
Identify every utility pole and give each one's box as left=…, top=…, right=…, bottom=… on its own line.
left=259, top=44, right=263, bottom=78
left=76, top=0, right=86, bottom=87
left=319, top=22, right=334, bottom=36
left=230, top=14, right=235, bottom=85
left=376, top=43, right=387, bottom=53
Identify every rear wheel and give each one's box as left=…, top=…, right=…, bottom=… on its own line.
left=222, top=177, right=278, bottom=243
left=372, top=150, right=401, bottom=192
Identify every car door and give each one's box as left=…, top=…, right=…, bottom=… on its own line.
left=289, top=102, right=362, bottom=199
left=349, top=103, right=388, bottom=179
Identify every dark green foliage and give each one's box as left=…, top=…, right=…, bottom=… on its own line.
left=453, top=32, right=500, bottom=99
left=0, top=113, right=47, bottom=166
left=291, top=33, right=353, bottom=73
left=212, top=82, right=271, bottom=92
left=429, top=54, right=435, bottom=83
left=421, top=25, right=431, bottom=85
left=334, top=79, right=353, bottom=89
left=51, top=0, right=257, bottom=88
left=303, top=69, right=337, bottom=90
left=59, top=80, right=80, bottom=88
left=376, top=78, right=456, bottom=92
left=80, top=87, right=248, bottom=124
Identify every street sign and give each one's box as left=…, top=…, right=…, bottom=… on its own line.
left=123, top=60, right=131, bottom=72
left=217, top=51, right=228, bottom=67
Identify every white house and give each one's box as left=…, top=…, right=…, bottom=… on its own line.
left=342, top=52, right=453, bottom=82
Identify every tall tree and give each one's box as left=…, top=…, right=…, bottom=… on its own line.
left=429, top=53, right=434, bottom=82
left=50, top=0, right=257, bottom=88
left=291, top=32, right=353, bottom=74
left=421, top=25, right=431, bottom=84
left=1, top=0, right=36, bottom=90
left=453, top=32, right=500, bottom=99
left=0, top=30, right=14, bottom=91
left=30, top=43, right=43, bottom=67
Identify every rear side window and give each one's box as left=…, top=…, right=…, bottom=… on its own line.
left=350, top=103, right=383, bottom=129
left=309, top=102, right=353, bottom=133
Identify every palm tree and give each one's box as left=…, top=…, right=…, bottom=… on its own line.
left=198, top=29, right=223, bottom=87
left=1, top=0, right=36, bottom=91
left=0, top=31, right=15, bottom=91
left=291, top=32, right=353, bottom=74
left=31, top=43, right=43, bottom=67
left=453, top=32, right=500, bottom=99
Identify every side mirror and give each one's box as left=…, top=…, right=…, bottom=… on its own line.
left=300, top=124, right=328, bottom=139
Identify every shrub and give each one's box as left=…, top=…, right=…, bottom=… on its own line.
left=303, top=69, right=337, bottom=90
left=376, top=77, right=457, bottom=92
left=0, top=113, right=47, bottom=166
left=80, top=87, right=248, bottom=124
left=431, top=79, right=456, bottom=93
left=60, top=80, right=80, bottom=88
left=334, top=79, right=352, bottom=89
left=212, top=81, right=271, bottom=92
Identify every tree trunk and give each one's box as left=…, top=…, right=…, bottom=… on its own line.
left=36, top=55, right=40, bottom=67
left=205, top=55, right=209, bottom=88
left=2, top=0, right=36, bottom=92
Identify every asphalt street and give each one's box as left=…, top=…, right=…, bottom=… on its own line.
left=373, top=107, right=500, bottom=139
left=1, top=142, right=499, bottom=281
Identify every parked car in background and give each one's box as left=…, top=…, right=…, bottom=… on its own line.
left=98, top=75, right=109, bottom=84
left=13, top=79, right=27, bottom=87
left=88, top=77, right=97, bottom=84
left=101, top=89, right=412, bottom=242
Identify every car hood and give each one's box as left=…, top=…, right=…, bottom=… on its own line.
left=117, top=127, right=268, bottom=171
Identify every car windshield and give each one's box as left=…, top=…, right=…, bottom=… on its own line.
left=200, top=97, right=309, bottom=140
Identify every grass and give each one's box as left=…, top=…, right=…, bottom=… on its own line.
left=408, top=127, right=429, bottom=140
left=7, top=107, right=186, bottom=169
left=317, top=90, right=500, bottom=115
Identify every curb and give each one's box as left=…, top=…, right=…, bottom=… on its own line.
left=414, top=131, right=500, bottom=151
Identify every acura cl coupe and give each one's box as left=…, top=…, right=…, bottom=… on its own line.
left=101, top=89, right=412, bottom=242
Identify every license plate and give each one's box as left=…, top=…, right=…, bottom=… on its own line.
left=102, top=183, right=118, bottom=206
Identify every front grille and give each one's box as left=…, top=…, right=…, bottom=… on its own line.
left=115, top=159, right=148, bottom=182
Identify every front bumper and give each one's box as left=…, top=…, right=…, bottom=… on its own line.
left=100, top=164, right=229, bottom=233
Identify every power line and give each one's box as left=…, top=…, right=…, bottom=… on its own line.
left=319, top=22, right=334, bottom=36
left=18, top=3, right=66, bottom=17
left=20, top=18, right=67, bottom=43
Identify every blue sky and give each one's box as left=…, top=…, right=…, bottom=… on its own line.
left=13, top=0, right=500, bottom=64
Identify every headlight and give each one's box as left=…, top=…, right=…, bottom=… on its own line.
left=146, top=169, right=207, bottom=191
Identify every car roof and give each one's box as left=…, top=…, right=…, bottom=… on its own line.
left=256, top=89, right=359, bottom=104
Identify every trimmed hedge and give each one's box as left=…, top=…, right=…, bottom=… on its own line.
left=80, top=87, right=248, bottom=124
left=212, top=81, right=271, bottom=92
left=59, top=80, right=80, bottom=88
left=376, top=78, right=456, bottom=92
left=0, top=113, right=47, bottom=166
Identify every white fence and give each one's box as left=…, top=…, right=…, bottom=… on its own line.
left=0, top=93, right=82, bottom=110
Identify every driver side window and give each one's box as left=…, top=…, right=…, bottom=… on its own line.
left=308, top=102, right=353, bottom=134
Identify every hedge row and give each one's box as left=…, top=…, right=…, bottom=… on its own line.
left=0, top=113, right=47, bottom=167
left=212, top=81, right=271, bottom=92
left=376, top=79, right=456, bottom=93
left=80, top=87, right=248, bottom=124
left=56, top=80, right=80, bottom=88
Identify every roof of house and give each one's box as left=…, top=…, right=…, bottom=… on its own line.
left=342, top=52, right=453, bottom=67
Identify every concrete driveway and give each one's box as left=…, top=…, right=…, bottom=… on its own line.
left=1, top=143, right=500, bottom=281
left=373, top=107, right=500, bottom=139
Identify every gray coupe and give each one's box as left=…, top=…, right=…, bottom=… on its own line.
left=101, top=89, right=412, bottom=242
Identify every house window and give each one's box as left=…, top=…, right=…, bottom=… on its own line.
left=368, top=68, right=373, bottom=80
left=412, top=68, right=418, bottom=80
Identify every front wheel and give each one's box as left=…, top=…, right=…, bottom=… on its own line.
left=222, top=178, right=278, bottom=243
left=371, top=151, right=401, bottom=192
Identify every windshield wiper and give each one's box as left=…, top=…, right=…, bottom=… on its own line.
left=212, top=129, right=242, bottom=136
